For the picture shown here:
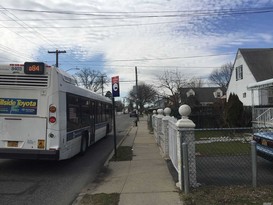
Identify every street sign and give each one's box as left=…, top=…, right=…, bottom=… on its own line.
left=112, top=76, right=120, bottom=97
left=111, top=76, right=120, bottom=158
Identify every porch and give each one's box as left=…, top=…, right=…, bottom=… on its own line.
left=248, top=79, right=273, bottom=128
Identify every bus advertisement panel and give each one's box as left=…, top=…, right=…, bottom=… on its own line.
left=0, top=98, right=38, bottom=115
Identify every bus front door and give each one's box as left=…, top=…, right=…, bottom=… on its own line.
left=90, top=101, right=95, bottom=144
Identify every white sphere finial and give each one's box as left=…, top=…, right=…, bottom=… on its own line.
left=176, top=104, right=195, bottom=128
left=157, top=109, right=164, bottom=115
left=164, top=107, right=171, bottom=116
left=179, top=104, right=191, bottom=119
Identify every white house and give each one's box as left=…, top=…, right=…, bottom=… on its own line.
left=227, top=48, right=273, bottom=106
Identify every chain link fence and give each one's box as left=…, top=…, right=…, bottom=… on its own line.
left=148, top=113, right=273, bottom=191
left=195, top=128, right=273, bottom=187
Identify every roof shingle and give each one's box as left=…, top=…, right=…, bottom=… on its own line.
left=239, top=48, right=273, bottom=82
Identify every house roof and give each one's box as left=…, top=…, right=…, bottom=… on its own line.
left=180, top=87, right=225, bottom=103
left=239, top=48, right=273, bottom=82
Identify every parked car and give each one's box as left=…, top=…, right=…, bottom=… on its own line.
left=253, top=132, right=273, bottom=161
left=129, top=110, right=137, bottom=117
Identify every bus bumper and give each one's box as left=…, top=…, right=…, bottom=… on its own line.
left=0, top=148, right=60, bottom=160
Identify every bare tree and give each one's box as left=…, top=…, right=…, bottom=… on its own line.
left=157, top=69, right=188, bottom=108
left=74, top=68, right=108, bottom=93
left=209, top=62, right=233, bottom=89
left=128, top=83, right=158, bottom=113
left=187, top=77, right=204, bottom=88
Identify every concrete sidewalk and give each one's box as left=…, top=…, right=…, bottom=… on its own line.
left=73, top=116, right=182, bottom=205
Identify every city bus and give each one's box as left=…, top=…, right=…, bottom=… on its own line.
left=0, top=62, right=112, bottom=160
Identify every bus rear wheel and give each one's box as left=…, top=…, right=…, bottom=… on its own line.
left=80, top=135, right=88, bottom=155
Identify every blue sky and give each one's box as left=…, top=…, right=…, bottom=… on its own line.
left=0, top=0, right=273, bottom=99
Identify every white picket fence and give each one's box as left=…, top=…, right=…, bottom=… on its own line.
left=151, top=106, right=197, bottom=190
left=168, top=118, right=178, bottom=171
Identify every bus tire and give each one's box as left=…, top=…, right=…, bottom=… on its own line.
left=80, top=134, right=88, bottom=156
left=105, top=124, right=109, bottom=138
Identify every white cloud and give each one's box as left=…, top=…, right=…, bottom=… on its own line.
left=0, top=0, right=272, bottom=97
left=257, top=33, right=273, bottom=43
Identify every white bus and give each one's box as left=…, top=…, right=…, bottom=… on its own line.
left=0, top=62, right=112, bottom=160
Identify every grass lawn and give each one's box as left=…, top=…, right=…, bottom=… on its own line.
left=181, top=185, right=273, bottom=205
left=110, top=146, right=133, bottom=161
left=195, top=129, right=252, bottom=156
left=80, top=193, right=119, bottom=205
left=196, top=141, right=250, bottom=156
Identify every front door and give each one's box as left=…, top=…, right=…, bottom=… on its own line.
left=90, top=101, right=95, bottom=144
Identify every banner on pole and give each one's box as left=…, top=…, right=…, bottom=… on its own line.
left=112, top=76, right=120, bottom=97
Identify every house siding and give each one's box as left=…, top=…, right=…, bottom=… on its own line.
left=227, top=51, right=258, bottom=106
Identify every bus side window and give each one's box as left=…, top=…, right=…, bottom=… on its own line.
left=97, top=102, right=102, bottom=123
left=80, top=97, right=91, bottom=127
left=102, top=103, right=106, bottom=122
left=106, top=104, right=111, bottom=121
left=90, top=101, right=95, bottom=122
left=67, top=94, right=80, bottom=132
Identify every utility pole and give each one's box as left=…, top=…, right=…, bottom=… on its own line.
left=48, top=50, right=66, bottom=67
left=101, top=75, right=107, bottom=96
left=135, top=66, right=139, bottom=122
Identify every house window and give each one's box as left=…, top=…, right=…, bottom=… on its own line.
left=216, top=92, right=221, bottom=98
left=268, top=90, right=273, bottom=104
left=243, top=92, right=246, bottom=98
left=269, top=97, right=273, bottom=104
left=213, top=89, right=222, bottom=98
left=186, top=89, right=195, bottom=97
left=236, top=65, right=243, bottom=80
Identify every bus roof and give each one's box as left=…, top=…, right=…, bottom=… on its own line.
left=0, top=63, right=112, bottom=104
left=54, top=67, right=112, bottom=104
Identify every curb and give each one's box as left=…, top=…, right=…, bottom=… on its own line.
left=103, top=125, right=136, bottom=166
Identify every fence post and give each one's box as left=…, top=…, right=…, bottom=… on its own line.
left=162, top=107, right=171, bottom=158
left=156, top=109, right=164, bottom=145
left=251, top=140, right=257, bottom=188
left=152, top=110, right=157, bottom=128
left=176, top=104, right=197, bottom=191
left=153, top=110, right=158, bottom=141
left=182, top=142, right=190, bottom=194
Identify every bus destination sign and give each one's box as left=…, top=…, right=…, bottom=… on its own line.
left=24, top=62, right=45, bottom=74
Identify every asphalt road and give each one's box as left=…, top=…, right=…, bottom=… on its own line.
left=0, top=113, right=133, bottom=205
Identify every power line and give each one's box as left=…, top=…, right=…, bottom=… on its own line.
left=0, top=20, right=184, bottom=29
left=0, top=21, right=42, bottom=47
left=42, top=52, right=235, bottom=64
left=0, top=6, right=61, bottom=49
left=2, top=6, right=273, bottom=18
left=0, top=55, right=20, bottom=62
left=59, top=64, right=222, bottom=68
left=0, top=43, right=34, bottom=61
left=0, top=7, right=52, bottom=60
left=0, top=59, right=228, bottom=70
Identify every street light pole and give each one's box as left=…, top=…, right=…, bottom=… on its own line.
left=101, top=75, right=107, bottom=96
left=135, top=66, right=139, bottom=122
